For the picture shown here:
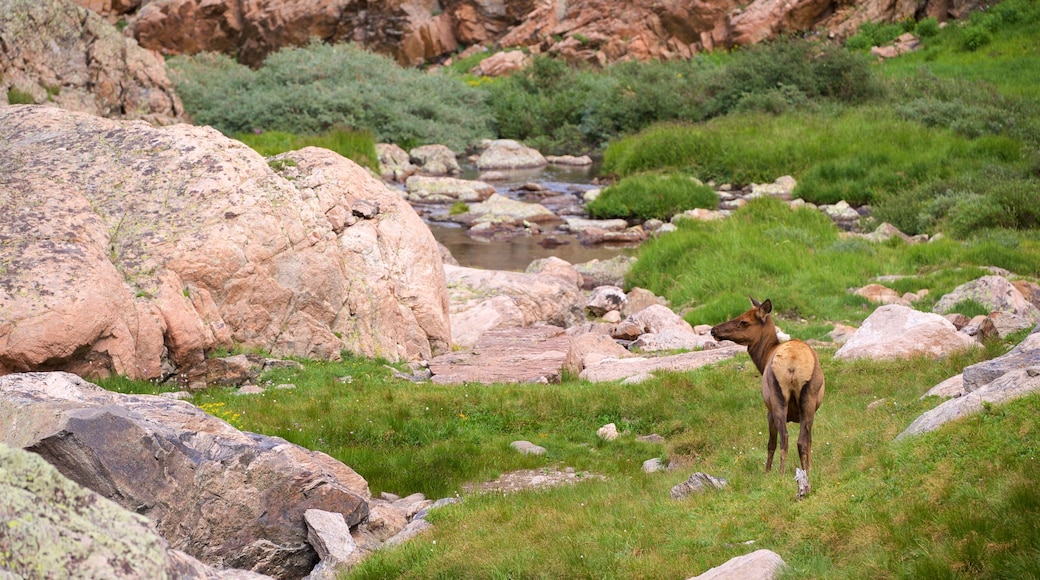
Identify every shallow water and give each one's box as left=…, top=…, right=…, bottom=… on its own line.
left=424, top=162, right=637, bottom=272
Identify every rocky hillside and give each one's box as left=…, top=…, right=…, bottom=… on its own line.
left=0, top=0, right=182, bottom=124
left=80, top=0, right=988, bottom=68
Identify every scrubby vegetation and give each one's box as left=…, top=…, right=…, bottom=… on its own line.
left=168, top=42, right=494, bottom=152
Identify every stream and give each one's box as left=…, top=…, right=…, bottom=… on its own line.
left=421, top=162, right=638, bottom=272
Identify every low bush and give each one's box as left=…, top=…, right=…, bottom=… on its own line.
left=234, top=127, right=380, bottom=172
left=704, top=38, right=881, bottom=117
left=169, top=42, right=494, bottom=152
left=586, top=173, right=718, bottom=221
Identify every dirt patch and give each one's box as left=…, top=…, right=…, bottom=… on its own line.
left=461, top=467, right=605, bottom=495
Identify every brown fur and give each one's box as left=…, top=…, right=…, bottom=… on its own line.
left=710, top=297, right=825, bottom=474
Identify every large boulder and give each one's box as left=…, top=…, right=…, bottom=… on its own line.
left=1, top=0, right=182, bottom=125
left=476, top=139, right=547, bottom=171
left=0, top=371, right=370, bottom=578
left=962, top=323, right=1040, bottom=392
left=444, top=263, right=586, bottom=348
left=0, top=106, right=450, bottom=382
left=834, top=305, right=977, bottom=361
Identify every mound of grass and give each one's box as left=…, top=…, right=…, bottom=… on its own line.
left=586, top=173, right=718, bottom=221
left=168, top=42, right=494, bottom=152
left=234, top=127, right=380, bottom=173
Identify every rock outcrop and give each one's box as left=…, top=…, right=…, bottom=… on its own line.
left=0, top=372, right=370, bottom=578
left=74, top=0, right=986, bottom=69
left=0, top=443, right=271, bottom=579
left=0, top=106, right=450, bottom=383
left=898, top=325, right=1040, bottom=439
left=1, top=0, right=182, bottom=125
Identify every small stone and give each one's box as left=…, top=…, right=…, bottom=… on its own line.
left=236, top=385, right=264, bottom=395
left=642, top=458, right=664, bottom=473
left=597, top=423, right=619, bottom=441
left=510, top=440, right=546, bottom=455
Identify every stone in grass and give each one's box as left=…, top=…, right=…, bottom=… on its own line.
left=597, top=423, right=619, bottom=441
left=689, top=549, right=787, bottom=580
left=510, top=440, right=547, bottom=455
left=642, top=458, right=665, bottom=473
left=670, top=472, right=727, bottom=500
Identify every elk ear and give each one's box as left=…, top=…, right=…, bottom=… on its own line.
left=749, top=296, right=761, bottom=308
left=759, top=299, right=773, bottom=316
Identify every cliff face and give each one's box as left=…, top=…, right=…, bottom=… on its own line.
left=79, top=0, right=988, bottom=68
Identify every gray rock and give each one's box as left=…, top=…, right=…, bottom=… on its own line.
left=587, top=285, right=627, bottom=317
left=409, top=144, right=460, bottom=176
left=963, top=326, right=1040, bottom=391
left=922, top=373, right=965, bottom=398
left=0, top=444, right=269, bottom=579
left=510, top=441, right=547, bottom=456
left=597, top=423, right=620, bottom=441
left=688, top=549, right=786, bottom=580
left=642, top=458, right=664, bottom=473
left=897, top=367, right=1040, bottom=439
left=0, top=372, right=369, bottom=578
left=573, top=255, right=636, bottom=289
left=476, top=139, right=547, bottom=170
left=671, top=472, right=728, bottom=499
left=303, top=509, right=358, bottom=580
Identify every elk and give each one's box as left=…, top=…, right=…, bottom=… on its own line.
left=711, top=297, right=825, bottom=495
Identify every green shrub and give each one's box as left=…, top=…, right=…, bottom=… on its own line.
left=169, top=42, right=494, bottom=152
left=916, top=17, right=941, bottom=38
left=873, top=170, right=1040, bottom=238
left=235, top=127, right=380, bottom=172
left=705, top=38, right=880, bottom=117
left=586, top=173, right=718, bottom=221
left=846, top=21, right=906, bottom=50
left=7, top=87, right=34, bottom=104
left=961, top=27, right=993, bottom=51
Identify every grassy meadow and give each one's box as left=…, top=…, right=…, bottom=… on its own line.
left=94, top=1, right=1040, bottom=577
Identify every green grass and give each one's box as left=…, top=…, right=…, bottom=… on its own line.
left=601, top=107, right=1029, bottom=209
left=625, top=197, right=1040, bottom=333
left=98, top=335, right=1040, bottom=578
left=234, top=127, right=380, bottom=173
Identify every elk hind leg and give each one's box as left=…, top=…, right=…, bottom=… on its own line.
left=765, top=410, right=778, bottom=472
left=797, top=404, right=816, bottom=473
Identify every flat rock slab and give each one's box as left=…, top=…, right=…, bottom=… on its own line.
left=429, top=326, right=572, bottom=384
left=580, top=345, right=745, bottom=383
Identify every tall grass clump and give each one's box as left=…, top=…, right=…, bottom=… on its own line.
left=168, top=42, right=494, bottom=152
left=586, top=173, right=718, bottom=221
left=234, top=127, right=380, bottom=172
